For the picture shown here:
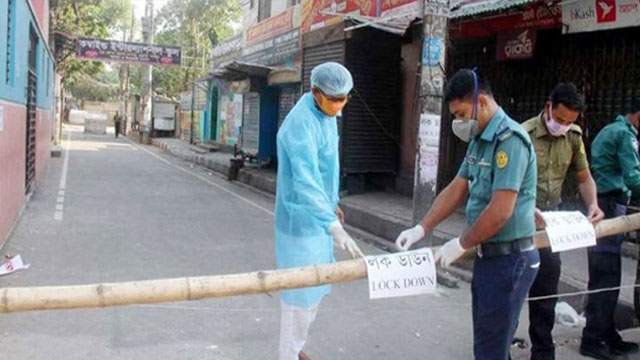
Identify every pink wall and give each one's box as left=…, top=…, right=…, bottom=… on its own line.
left=29, top=0, right=50, bottom=40
left=35, top=108, right=53, bottom=183
left=0, top=101, right=27, bottom=246
left=0, top=104, right=53, bottom=247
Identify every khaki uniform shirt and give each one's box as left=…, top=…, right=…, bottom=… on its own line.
left=522, top=113, right=588, bottom=210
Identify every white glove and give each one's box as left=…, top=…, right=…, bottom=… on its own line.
left=329, top=221, right=364, bottom=259
left=434, top=237, right=466, bottom=268
left=395, top=225, right=426, bottom=251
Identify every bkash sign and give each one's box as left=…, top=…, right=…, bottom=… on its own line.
left=496, top=29, right=536, bottom=61
left=563, top=0, right=640, bottom=33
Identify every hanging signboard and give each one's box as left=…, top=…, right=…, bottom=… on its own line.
left=496, top=29, right=537, bottom=61
left=365, top=249, right=437, bottom=299
left=76, top=37, right=181, bottom=66
left=541, top=211, right=596, bottom=253
left=562, top=0, right=640, bottom=34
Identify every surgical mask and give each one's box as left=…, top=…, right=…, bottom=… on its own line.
left=546, top=105, right=570, bottom=136
left=452, top=119, right=479, bottom=143
left=319, top=94, right=348, bottom=117
left=451, top=68, right=481, bottom=143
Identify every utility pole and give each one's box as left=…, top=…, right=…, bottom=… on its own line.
left=141, top=0, right=154, bottom=144
left=119, top=27, right=126, bottom=134
left=124, top=10, right=135, bottom=136
left=411, top=0, right=450, bottom=236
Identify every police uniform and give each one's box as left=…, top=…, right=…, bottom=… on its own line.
left=522, top=113, right=588, bottom=360
left=582, top=114, right=640, bottom=350
left=457, top=108, right=539, bottom=360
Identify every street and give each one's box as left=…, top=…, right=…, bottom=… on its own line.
left=2, top=0, right=640, bottom=358
left=0, top=126, right=607, bottom=360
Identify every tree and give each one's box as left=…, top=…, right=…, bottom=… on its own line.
left=51, top=0, right=133, bottom=92
left=152, top=0, right=241, bottom=99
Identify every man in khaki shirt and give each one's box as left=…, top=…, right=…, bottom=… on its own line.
left=522, top=83, right=604, bottom=360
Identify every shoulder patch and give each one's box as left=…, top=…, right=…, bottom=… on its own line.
left=568, top=124, right=582, bottom=135
left=497, top=127, right=513, bottom=141
left=496, top=150, right=509, bottom=168
left=521, top=118, right=537, bottom=133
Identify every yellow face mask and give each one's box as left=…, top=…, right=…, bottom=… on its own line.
left=318, top=93, right=348, bottom=117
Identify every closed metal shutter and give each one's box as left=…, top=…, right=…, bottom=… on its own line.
left=242, top=92, right=260, bottom=155
left=443, top=27, right=640, bottom=193
left=302, top=42, right=345, bottom=92
left=343, top=36, right=401, bottom=174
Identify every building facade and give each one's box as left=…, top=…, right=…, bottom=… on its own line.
left=0, top=0, right=55, bottom=246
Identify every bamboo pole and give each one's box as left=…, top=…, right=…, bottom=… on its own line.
left=1, top=213, right=639, bottom=314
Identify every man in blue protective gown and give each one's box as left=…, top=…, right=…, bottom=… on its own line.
left=275, top=62, right=364, bottom=360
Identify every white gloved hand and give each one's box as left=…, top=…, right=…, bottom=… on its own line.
left=329, top=221, right=364, bottom=259
left=434, top=237, right=466, bottom=268
left=395, top=225, right=426, bottom=251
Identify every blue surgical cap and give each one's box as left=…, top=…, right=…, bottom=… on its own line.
left=310, top=62, right=353, bottom=96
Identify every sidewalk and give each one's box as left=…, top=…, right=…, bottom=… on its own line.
left=149, top=136, right=639, bottom=328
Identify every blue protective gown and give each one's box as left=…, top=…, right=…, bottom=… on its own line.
left=275, top=93, right=340, bottom=308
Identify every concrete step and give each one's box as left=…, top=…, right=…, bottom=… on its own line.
left=189, top=145, right=208, bottom=154
left=51, top=146, right=62, bottom=158
left=195, top=142, right=219, bottom=153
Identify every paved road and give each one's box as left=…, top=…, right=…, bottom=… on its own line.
left=0, top=126, right=612, bottom=359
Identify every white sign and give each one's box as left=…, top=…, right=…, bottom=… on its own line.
left=541, top=211, right=596, bottom=253
left=365, top=249, right=437, bottom=299
left=0, top=255, right=30, bottom=276
left=419, top=113, right=440, bottom=147
left=0, top=105, right=3, bottom=132
left=562, top=0, right=640, bottom=34
left=418, top=113, right=440, bottom=187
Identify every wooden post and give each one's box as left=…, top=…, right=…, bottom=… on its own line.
left=1, top=213, right=639, bottom=313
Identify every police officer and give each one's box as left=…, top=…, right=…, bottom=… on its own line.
left=580, top=100, right=640, bottom=360
left=395, top=69, right=539, bottom=360
left=523, top=83, right=604, bottom=360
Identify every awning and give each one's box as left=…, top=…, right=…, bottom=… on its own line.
left=450, top=0, right=542, bottom=19
left=268, top=67, right=301, bottom=85
left=320, top=10, right=420, bottom=36
left=212, top=61, right=274, bottom=81
left=345, top=14, right=421, bottom=35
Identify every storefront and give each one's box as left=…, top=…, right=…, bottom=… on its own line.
left=301, top=0, right=422, bottom=194
left=209, top=35, right=244, bottom=148
left=440, top=0, right=640, bottom=193
left=237, top=5, right=304, bottom=162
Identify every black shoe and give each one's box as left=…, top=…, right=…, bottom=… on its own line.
left=580, top=342, right=619, bottom=360
left=608, top=339, right=639, bottom=355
